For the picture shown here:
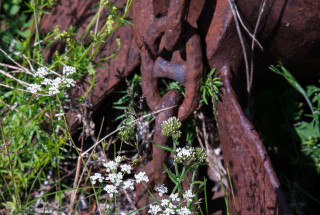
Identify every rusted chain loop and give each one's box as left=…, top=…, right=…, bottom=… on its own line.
left=141, top=17, right=203, bottom=121
left=164, top=0, right=188, bottom=51
left=155, top=24, right=203, bottom=121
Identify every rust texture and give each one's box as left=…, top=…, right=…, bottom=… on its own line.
left=217, top=66, right=291, bottom=215
left=164, top=0, right=187, bottom=51
left=40, top=0, right=320, bottom=214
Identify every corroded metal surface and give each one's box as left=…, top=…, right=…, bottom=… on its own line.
left=205, top=1, right=320, bottom=214
left=217, top=66, right=291, bottom=215
left=40, top=0, right=320, bottom=214
left=142, top=24, right=203, bottom=121
left=164, top=0, right=187, bottom=51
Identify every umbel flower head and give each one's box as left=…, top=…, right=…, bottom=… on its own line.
left=161, top=117, right=182, bottom=139
left=175, top=146, right=207, bottom=163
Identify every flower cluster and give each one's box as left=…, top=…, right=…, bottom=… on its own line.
left=161, top=117, right=182, bottom=139
left=148, top=185, right=195, bottom=215
left=175, top=146, right=207, bottom=163
left=106, top=15, right=114, bottom=34
left=62, top=65, right=76, bottom=76
left=195, top=147, right=207, bottom=162
left=35, top=67, right=48, bottom=78
left=90, top=156, right=149, bottom=198
left=27, top=83, right=42, bottom=94
left=155, top=184, right=168, bottom=197
left=175, top=146, right=196, bottom=163
left=27, top=66, right=76, bottom=95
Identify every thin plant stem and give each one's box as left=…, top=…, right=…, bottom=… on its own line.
left=0, top=48, right=24, bottom=69
left=173, top=139, right=179, bottom=176
left=0, top=69, right=29, bottom=87
left=233, top=3, right=263, bottom=50
left=81, top=106, right=177, bottom=156
left=0, top=122, right=22, bottom=211
left=249, top=0, right=266, bottom=90
left=226, top=164, right=237, bottom=212
left=32, top=0, right=41, bottom=52
left=227, top=0, right=250, bottom=95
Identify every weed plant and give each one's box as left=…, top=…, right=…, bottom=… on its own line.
left=90, top=116, right=209, bottom=214
left=270, top=63, right=320, bottom=171
left=0, top=0, right=132, bottom=213
left=251, top=62, right=320, bottom=214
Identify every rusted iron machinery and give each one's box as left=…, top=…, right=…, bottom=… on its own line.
left=40, top=0, right=320, bottom=214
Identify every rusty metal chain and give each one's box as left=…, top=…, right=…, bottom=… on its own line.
left=136, top=1, right=203, bottom=211
left=141, top=5, right=203, bottom=121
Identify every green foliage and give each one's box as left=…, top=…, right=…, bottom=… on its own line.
left=251, top=62, right=320, bottom=213
left=0, top=0, right=133, bottom=213
left=270, top=63, right=320, bottom=170
left=200, top=68, right=222, bottom=105
left=153, top=117, right=208, bottom=213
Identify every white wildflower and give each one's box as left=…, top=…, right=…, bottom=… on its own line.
left=62, top=65, right=76, bottom=76
left=169, top=193, right=180, bottom=202
left=122, top=180, right=134, bottom=190
left=62, top=78, right=76, bottom=87
left=176, top=207, right=192, bottom=215
left=163, top=207, right=175, bottom=215
left=161, top=199, right=169, bottom=207
left=183, top=189, right=195, bottom=202
left=103, top=160, right=118, bottom=172
left=106, top=172, right=123, bottom=186
left=48, top=77, right=62, bottom=95
left=103, top=184, right=118, bottom=197
left=161, top=116, right=182, bottom=139
left=175, top=147, right=196, bottom=163
left=27, top=83, right=41, bottom=94
left=134, top=172, right=149, bottom=183
left=115, top=156, right=122, bottom=163
left=35, top=67, right=49, bottom=78
left=168, top=203, right=176, bottom=210
left=155, top=184, right=168, bottom=197
left=41, top=78, right=52, bottom=85
left=148, top=204, right=161, bottom=215
left=120, top=164, right=131, bottom=174
left=90, top=173, right=103, bottom=185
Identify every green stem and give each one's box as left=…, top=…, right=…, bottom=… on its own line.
left=190, top=164, right=198, bottom=191
left=57, top=96, right=101, bottom=214
left=173, top=138, right=179, bottom=176
left=187, top=164, right=198, bottom=208
left=0, top=122, right=22, bottom=211
left=32, top=0, right=41, bottom=53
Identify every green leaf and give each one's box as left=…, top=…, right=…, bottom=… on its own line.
left=17, top=29, right=30, bottom=39
left=152, top=142, right=174, bottom=152
left=198, top=162, right=210, bottom=166
left=9, top=5, right=20, bottom=15
left=191, top=180, right=206, bottom=186
left=295, top=121, right=320, bottom=142
left=162, top=164, right=177, bottom=183
left=306, top=85, right=320, bottom=97
left=270, top=62, right=314, bottom=114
